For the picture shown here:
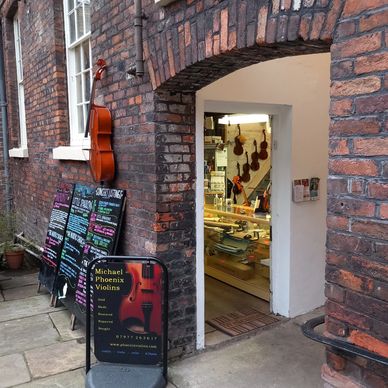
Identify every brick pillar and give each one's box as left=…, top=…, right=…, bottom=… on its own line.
left=153, top=90, right=197, bottom=357
left=324, top=1, right=388, bottom=387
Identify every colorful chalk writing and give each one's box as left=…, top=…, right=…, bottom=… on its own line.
left=74, top=188, right=126, bottom=321
left=38, top=183, right=74, bottom=292
left=55, top=184, right=95, bottom=308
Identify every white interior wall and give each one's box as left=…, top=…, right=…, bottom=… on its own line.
left=197, top=53, right=330, bottom=321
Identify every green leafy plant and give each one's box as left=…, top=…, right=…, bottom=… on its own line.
left=0, top=211, right=23, bottom=253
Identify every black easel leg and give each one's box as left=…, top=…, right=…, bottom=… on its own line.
left=70, top=314, right=76, bottom=331
left=50, top=294, right=59, bottom=308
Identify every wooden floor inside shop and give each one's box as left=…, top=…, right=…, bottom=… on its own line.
left=205, top=275, right=273, bottom=346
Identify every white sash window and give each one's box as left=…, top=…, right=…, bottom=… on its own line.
left=64, top=0, right=92, bottom=146
left=9, top=12, right=28, bottom=158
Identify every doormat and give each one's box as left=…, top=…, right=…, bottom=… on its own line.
left=206, top=307, right=279, bottom=337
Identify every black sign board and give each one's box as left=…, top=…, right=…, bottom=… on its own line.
left=38, top=183, right=74, bottom=292
left=74, top=188, right=126, bottom=319
left=93, top=261, right=163, bottom=365
left=55, top=184, right=95, bottom=308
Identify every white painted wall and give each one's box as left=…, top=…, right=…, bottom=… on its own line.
left=197, top=53, right=330, bottom=320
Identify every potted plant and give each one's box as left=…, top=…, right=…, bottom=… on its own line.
left=0, top=211, right=24, bottom=270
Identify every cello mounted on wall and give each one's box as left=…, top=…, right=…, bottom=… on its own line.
left=84, top=59, right=115, bottom=183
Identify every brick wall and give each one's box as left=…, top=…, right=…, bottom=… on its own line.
left=1, top=0, right=387, bottom=380
left=1, top=0, right=71, bottom=240
left=324, top=1, right=388, bottom=386
left=142, top=0, right=340, bottom=358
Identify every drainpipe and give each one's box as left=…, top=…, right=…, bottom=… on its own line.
left=0, top=20, right=11, bottom=213
left=127, top=0, right=145, bottom=78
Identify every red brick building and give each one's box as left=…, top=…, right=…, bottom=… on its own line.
left=0, top=0, right=387, bottom=386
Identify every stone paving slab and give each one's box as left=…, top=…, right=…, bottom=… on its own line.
left=0, top=272, right=39, bottom=290
left=0, top=294, right=64, bottom=322
left=2, top=284, right=48, bottom=301
left=0, top=353, right=31, bottom=388
left=0, top=314, right=60, bottom=357
left=49, top=310, right=85, bottom=341
left=169, top=317, right=325, bottom=388
left=15, top=368, right=85, bottom=388
left=25, top=339, right=85, bottom=379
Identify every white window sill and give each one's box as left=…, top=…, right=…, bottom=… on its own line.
left=52, top=146, right=89, bottom=161
left=9, top=147, right=29, bottom=158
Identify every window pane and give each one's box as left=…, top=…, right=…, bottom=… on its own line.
left=82, top=40, right=90, bottom=70
left=78, top=105, right=85, bottom=134
left=76, top=74, right=82, bottom=103
left=76, top=6, right=84, bottom=39
left=83, top=71, right=90, bottom=102
left=74, top=45, right=81, bottom=73
left=17, top=59, right=23, bottom=81
left=67, top=0, right=74, bottom=12
left=84, top=3, right=90, bottom=31
left=69, top=12, right=76, bottom=43
left=84, top=104, right=90, bottom=130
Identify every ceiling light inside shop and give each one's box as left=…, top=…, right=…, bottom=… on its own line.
left=218, top=114, right=269, bottom=125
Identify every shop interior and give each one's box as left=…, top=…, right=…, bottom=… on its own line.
left=203, top=112, right=277, bottom=344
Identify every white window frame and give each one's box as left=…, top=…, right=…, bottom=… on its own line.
left=9, top=11, right=28, bottom=158
left=55, top=0, right=91, bottom=159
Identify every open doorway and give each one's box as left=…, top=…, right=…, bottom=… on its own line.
left=196, top=100, right=293, bottom=348
left=203, top=112, right=276, bottom=344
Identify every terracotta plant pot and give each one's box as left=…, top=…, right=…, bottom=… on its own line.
left=5, top=248, right=24, bottom=270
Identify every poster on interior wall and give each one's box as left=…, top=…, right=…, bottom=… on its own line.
left=292, top=179, right=304, bottom=203
left=210, top=171, right=225, bottom=192
left=54, top=184, right=95, bottom=310
left=73, top=188, right=126, bottom=323
left=38, top=182, right=74, bottom=293
left=310, top=177, right=320, bottom=201
left=302, top=179, right=310, bottom=201
left=93, top=261, right=163, bottom=365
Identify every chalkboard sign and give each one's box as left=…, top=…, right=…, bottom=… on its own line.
left=38, top=183, right=74, bottom=292
left=93, top=261, right=163, bottom=365
left=73, top=188, right=126, bottom=320
left=55, top=184, right=95, bottom=308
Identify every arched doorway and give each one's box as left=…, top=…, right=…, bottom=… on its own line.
left=195, top=53, right=330, bottom=347
left=146, top=0, right=342, bottom=356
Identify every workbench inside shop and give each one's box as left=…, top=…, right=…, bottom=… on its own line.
left=204, top=204, right=271, bottom=301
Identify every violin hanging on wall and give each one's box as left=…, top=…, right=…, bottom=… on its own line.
left=241, top=151, right=251, bottom=183
left=84, top=59, right=115, bottom=183
left=250, top=139, right=260, bottom=171
left=258, top=129, right=268, bottom=160
left=233, top=124, right=244, bottom=156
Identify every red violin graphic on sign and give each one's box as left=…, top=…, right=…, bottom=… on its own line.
left=119, top=263, right=162, bottom=335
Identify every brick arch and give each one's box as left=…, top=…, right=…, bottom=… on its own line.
left=145, top=0, right=343, bottom=92
left=143, top=0, right=344, bottom=357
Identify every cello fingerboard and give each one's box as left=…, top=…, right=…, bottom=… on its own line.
left=142, top=264, right=154, bottom=279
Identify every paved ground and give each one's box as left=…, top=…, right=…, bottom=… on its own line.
left=0, top=269, right=325, bottom=387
